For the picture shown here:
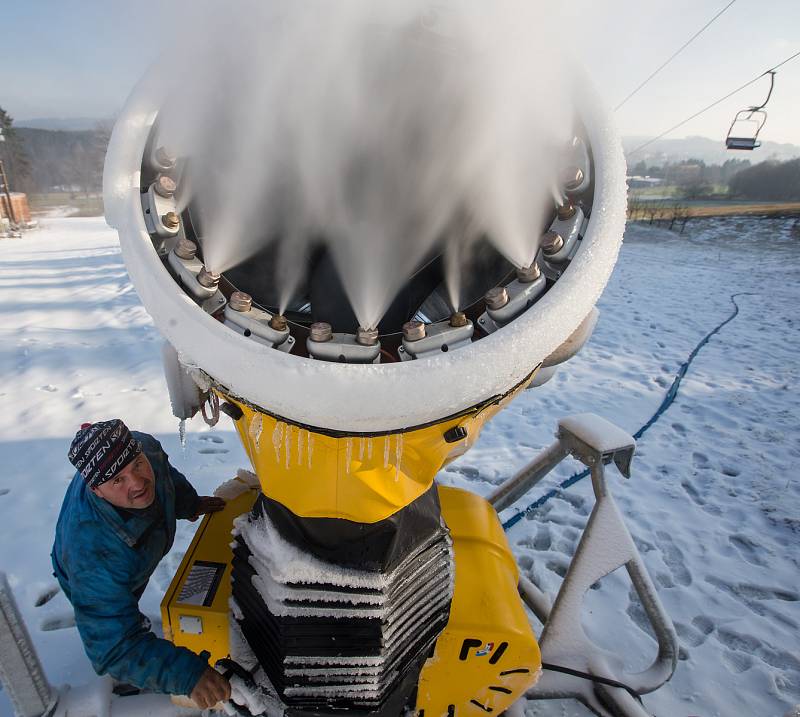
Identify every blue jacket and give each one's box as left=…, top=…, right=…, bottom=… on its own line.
left=51, top=432, right=208, bottom=697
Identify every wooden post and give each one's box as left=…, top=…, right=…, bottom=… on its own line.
left=0, top=159, right=17, bottom=227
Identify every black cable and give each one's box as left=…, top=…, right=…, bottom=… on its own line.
left=628, top=49, right=800, bottom=156
left=541, top=662, right=643, bottom=704
left=615, top=0, right=738, bottom=111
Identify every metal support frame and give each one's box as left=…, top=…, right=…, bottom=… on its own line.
left=0, top=573, right=57, bottom=717
left=488, top=414, right=678, bottom=717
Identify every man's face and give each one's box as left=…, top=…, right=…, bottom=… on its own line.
left=92, top=453, right=156, bottom=509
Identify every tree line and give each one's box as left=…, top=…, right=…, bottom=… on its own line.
left=628, top=155, right=800, bottom=202
left=0, top=106, right=110, bottom=196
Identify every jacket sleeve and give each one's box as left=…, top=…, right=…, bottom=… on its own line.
left=66, top=538, right=208, bottom=696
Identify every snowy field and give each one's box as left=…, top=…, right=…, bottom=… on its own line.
left=0, top=216, right=798, bottom=717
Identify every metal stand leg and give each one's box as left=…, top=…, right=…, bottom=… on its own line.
left=489, top=414, right=678, bottom=717
left=0, top=573, right=57, bottom=717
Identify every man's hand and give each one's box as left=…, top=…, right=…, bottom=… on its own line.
left=190, top=666, right=231, bottom=709
left=190, top=496, right=226, bottom=522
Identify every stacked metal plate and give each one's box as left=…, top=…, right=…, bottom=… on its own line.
left=231, top=499, right=454, bottom=713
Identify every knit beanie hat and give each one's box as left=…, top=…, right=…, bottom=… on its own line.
left=68, top=420, right=142, bottom=488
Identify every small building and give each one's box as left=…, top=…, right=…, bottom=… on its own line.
left=0, top=192, right=32, bottom=225
left=626, top=175, right=664, bottom=189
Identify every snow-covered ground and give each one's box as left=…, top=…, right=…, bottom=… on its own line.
left=0, top=216, right=798, bottom=717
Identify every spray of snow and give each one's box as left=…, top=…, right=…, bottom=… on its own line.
left=103, top=7, right=626, bottom=432
left=153, top=0, right=577, bottom=327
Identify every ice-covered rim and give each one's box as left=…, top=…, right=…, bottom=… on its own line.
left=104, top=67, right=627, bottom=433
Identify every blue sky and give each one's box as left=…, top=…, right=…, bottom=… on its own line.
left=2, top=1, right=798, bottom=144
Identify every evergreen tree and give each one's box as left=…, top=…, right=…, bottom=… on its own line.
left=0, top=107, right=33, bottom=192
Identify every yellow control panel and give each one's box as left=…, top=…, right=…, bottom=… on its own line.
left=161, top=477, right=259, bottom=666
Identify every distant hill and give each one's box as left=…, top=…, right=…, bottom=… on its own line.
left=623, top=135, right=800, bottom=166
left=15, top=117, right=108, bottom=132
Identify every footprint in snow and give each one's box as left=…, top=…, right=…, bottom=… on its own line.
left=198, top=435, right=224, bottom=444
left=36, top=385, right=58, bottom=393
left=40, top=613, right=76, bottom=632
left=728, top=534, right=767, bottom=567
left=655, top=530, right=692, bottom=587
left=34, top=584, right=60, bottom=608
left=533, top=526, right=552, bottom=551
left=446, top=465, right=481, bottom=480
left=681, top=480, right=705, bottom=507
left=197, top=447, right=229, bottom=455
left=675, top=615, right=714, bottom=650
left=0, top=488, right=9, bottom=497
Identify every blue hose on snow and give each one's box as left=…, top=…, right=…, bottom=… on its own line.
left=502, top=292, right=754, bottom=532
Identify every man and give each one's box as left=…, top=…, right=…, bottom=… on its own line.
left=51, top=419, right=232, bottom=709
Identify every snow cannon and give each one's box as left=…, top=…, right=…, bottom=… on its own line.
left=102, top=37, right=631, bottom=717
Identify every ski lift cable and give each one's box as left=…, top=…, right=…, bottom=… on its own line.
left=615, top=0, right=739, bottom=112
left=627, top=49, right=800, bottom=157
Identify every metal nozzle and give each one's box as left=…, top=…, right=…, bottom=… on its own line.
left=516, top=262, right=541, bottom=283
left=309, top=322, right=333, bottom=342
left=557, top=201, right=577, bottom=220
left=269, top=314, right=288, bottom=331
left=197, top=266, right=220, bottom=288
left=541, top=231, right=564, bottom=256
left=154, top=174, right=177, bottom=198
left=356, top=327, right=379, bottom=346
left=174, top=237, right=197, bottom=260
left=562, top=166, right=584, bottom=192
left=154, top=146, right=176, bottom=169
left=449, top=312, right=468, bottom=328
left=484, top=286, right=509, bottom=310
left=403, top=320, right=426, bottom=341
left=229, top=291, right=252, bottom=312
left=162, top=211, right=180, bottom=230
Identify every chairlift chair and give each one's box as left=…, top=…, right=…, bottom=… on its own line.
left=725, top=71, right=775, bottom=151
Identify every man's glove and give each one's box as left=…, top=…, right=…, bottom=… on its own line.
left=190, top=496, right=227, bottom=522
left=190, top=665, right=232, bottom=709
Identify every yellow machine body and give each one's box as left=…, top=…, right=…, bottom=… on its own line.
left=221, top=372, right=535, bottom=525
left=163, top=481, right=541, bottom=715
left=415, top=486, right=541, bottom=715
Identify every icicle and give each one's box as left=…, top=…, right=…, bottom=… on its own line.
left=285, top=425, right=291, bottom=469
left=178, top=419, right=187, bottom=454
left=359, top=437, right=365, bottom=461
left=383, top=436, right=390, bottom=469
left=345, top=438, right=353, bottom=476
left=307, top=432, right=314, bottom=468
left=367, top=437, right=373, bottom=460
left=297, top=429, right=304, bottom=467
left=394, top=434, right=404, bottom=482
left=272, top=422, right=284, bottom=463
left=249, top=413, right=263, bottom=450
